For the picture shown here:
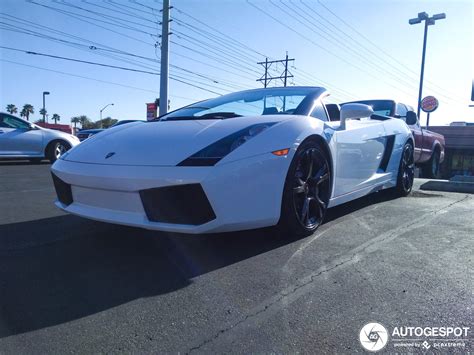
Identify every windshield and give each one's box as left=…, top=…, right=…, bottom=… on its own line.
left=343, top=100, right=395, bottom=116
left=160, top=87, right=320, bottom=121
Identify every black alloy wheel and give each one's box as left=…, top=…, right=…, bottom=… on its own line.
left=280, top=140, right=331, bottom=237
left=396, top=142, right=415, bottom=196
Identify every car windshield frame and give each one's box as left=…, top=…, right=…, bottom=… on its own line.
left=158, top=87, right=326, bottom=121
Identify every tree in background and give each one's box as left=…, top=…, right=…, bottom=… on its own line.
left=78, top=115, right=92, bottom=129
left=6, top=104, right=18, bottom=114
left=39, top=108, right=47, bottom=122
left=22, top=104, right=34, bottom=121
left=71, top=116, right=80, bottom=128
left=99, top=116, right=118, bottom=128
left=51, top=113, right=60, bottom=124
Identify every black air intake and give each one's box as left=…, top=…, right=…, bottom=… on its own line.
left=139, top=184, right=216, bottom=225
left=51, top=173, right=73, bottom=206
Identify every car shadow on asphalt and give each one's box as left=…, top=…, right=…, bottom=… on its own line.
left=0, top=189, right=398, bottom=338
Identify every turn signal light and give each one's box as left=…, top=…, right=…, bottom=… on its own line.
left=272, top=148, right=290, bottom=156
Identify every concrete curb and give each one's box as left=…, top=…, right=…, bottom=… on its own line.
left=420, top=180, right=474, bottom=194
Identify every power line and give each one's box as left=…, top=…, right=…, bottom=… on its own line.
left=173, top=5, right=268, bottom=60
left=170, top=40, right=259, bottom=78
left=0, top=17, right=249, bottom=91
left=0, top=20, right=238, bottom=87
left=83, top=0, right=159, bottom=24
left=0, top=45, right=162, bottom=75
left=15, top=3, right=259, bottom=89
left=7, top=0, right=364, bottom=102
left=246, top=0, right=416, bottom=98
left=0, top=58, right=198, bottom=103
left=55, top=0, right=160, bottom=32
left=0, top=45, right=224, bottom=95
left=27, top=0, right=156, bottom=44
left=277, top=0, right=419, bottom=91
left=172, top=18, right=261, bottom=63
left=313, top=0, right=461, bottom=102
left=172, top=31, right=261, bottom=76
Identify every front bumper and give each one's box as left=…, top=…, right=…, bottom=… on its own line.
left=51, top=153, right=291, bottom=233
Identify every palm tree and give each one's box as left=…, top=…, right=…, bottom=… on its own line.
left=71, top=116, right=80, bottom=129
left=22, top=104, right=34, bottom=121
left=78, top=115, right=91, bottom=128
left=39, top=108, right=47, bottom=122
left=6, top=104, right=18, bottom=114
left=52, top=113, right=60, bottom=124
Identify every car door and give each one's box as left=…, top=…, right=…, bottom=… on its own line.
left=331, top=118, right=387, bottom=197
left=0, top=114, right=44, bottom=156
left=0, top=115, right=16, bottom=155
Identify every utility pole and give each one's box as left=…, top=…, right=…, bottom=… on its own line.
left=409, top=12, right=446, bottom=119
left=257, top=54, right=295, bottom=88
left=159, top=0, right=170, bottom=117
left=42, top=91, right=50, bottom=123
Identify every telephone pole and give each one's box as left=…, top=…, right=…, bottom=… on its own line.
left=159, top=0, right=170, bottom=116
left=257, top=54, right=294, bottom=88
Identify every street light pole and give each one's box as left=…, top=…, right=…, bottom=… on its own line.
left=99, top=103, right=114, bottom=128
left=42, top=91, right=50, bottom=123
left=159, top=0, right=170, bottom=117
left=409, top=12, right=446, bottom=119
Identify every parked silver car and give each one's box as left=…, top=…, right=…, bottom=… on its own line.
left=0, top=112, right=79, bottom=163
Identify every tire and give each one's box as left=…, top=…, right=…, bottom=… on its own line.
left=422, top=148, right=440, bottom=179
left=395, top=142, right=415, bottom=197
left=46, top=140, right=70, bottom=163
left=278, top=139, right=331, bottom=237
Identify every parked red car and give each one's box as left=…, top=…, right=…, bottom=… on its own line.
left=343, top=100, right=445, bottom=178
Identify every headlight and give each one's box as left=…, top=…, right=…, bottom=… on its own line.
left=178, top=122, right=276, bottom=166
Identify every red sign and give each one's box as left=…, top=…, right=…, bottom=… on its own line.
left=146, top=103, right=157, bottom=121
left=420, top=96, right=439, bottom=113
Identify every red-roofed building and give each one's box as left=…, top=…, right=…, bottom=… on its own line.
left=35, top=122, right=72, bottom=134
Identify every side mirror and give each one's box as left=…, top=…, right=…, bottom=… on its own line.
left=340, top=104, right=374, bottom=130
left=406, top=111, right=418, bottom=125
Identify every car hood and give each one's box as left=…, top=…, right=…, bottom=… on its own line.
left=63, top=116, right=291, bottom=166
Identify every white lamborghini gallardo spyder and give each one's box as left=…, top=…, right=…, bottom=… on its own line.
left=51, top=87, right=415, bottom=236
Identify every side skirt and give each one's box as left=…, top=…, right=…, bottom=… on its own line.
left=327, top=179, right=395, bottom=208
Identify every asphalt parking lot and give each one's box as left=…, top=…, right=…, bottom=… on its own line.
left=0, top=161, right=472, bottom=353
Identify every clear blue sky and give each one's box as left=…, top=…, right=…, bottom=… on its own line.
left=0, top=0, right=472, bottom=126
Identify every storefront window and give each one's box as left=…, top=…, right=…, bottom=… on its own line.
left=450, top=151, right=474, bottom=177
